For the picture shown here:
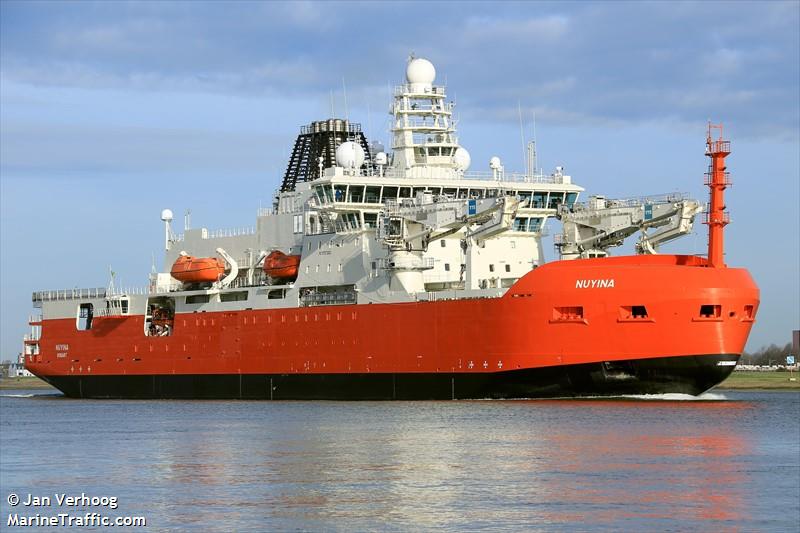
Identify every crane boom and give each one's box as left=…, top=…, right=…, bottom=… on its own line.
left=556, top=193, right=703, bottom=260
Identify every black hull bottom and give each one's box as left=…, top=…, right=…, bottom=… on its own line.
left=40, top=354, right=739, bottom=400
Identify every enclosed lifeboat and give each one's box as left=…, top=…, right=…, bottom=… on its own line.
left=170, top=254, right=226, bottom=283
left=263, top=250, right=300, bottom=280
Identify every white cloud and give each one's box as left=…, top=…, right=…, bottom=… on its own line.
left=462, top=14, right=569, bottom=42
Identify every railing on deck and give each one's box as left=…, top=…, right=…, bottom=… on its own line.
left=33, top=288, right=107, bottom=302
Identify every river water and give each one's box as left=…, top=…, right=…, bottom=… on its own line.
left=1, top=390, right=798, bottom=531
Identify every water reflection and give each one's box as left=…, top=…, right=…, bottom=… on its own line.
left=2, top=393, right=796, bottom=531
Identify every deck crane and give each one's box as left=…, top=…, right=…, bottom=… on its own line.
left=555, top=194, right=703, bottom=260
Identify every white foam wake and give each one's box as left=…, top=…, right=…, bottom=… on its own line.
left=620, top=392, right=728, bottom=401
left=0, top=392, right=62, bottom=398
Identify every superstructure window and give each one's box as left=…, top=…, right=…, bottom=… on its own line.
left=220, top=291, right=248, bottom=302
left=186, top=294, right=210, bottom=304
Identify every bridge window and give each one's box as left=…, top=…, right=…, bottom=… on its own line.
left=333, top=185, right=346, bottom=202
left=365, top=186, right=381, bottom=203
left=548, top=192, right=565, bottom=209
left=566, top=192, right=578, bottom=208
left=76, top=303, right=93, bottom=330
left=347, top=185, right=364, bottom=203
left=528, top=218, right=543, bottom=232
left=532, top=192, right=547, bottom=208
left=513, top=217, right=528, bottom=231
left=383, top=186, right=398, bottom=200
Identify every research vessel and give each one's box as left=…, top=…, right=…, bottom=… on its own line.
left=23, top=58, right=759, bottom=399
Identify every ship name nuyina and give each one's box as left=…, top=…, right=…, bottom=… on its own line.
left=575, top=279, right=615, bottom=289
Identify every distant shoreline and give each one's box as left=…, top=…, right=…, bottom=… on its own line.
left=715, top=371, right=799, bottom=391
left=0, top=376, right=54, bottom=390
left=2, top=372, right=798, bottom=392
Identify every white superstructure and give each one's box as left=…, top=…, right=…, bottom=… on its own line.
left=31, top=57, right=701, bottom=330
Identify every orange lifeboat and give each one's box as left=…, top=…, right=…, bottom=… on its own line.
left=170, top=255, right=225, bottom=283
left=263, top=250, right=300, bottom=280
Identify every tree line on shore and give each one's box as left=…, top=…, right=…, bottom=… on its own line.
left=741, top=342, right=794, bottom=366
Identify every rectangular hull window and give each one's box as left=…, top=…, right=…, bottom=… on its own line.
left=76, top=303, right=93, bottom=330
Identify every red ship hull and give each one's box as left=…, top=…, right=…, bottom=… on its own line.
left=26, top=255, right=759, bottom=399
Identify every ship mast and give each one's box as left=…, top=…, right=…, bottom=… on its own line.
left=704, top=123, right=731, bottom=267
left=391, top=56, right=469, bottom=178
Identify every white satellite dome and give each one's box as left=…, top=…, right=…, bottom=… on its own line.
left=406, top=57, right=436, bottom=92
left=453, top=147, right=471, bottom=171
left=335, top=141, right=365, bottom=169
left=161, top=209, right=173, bottom=222
left=489, top=156, right=502, bottom=170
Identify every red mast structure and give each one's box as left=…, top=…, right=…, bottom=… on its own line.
left=705, top=123, right=731, bottom=267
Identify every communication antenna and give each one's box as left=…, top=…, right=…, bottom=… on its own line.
left=527, top=111, right=538, bottom=176
left=161, top=208, right=174, bottom=251
left=518, top=101, right=527, bottom=174
left=531, top=111, right=539, bottom=175
left=329, top=90, right=335, bottom=117
left=184, top=209, right=191, bottom=231
left=107, top=265, right=117, bottom=295
left=367, top=101, right=372, bottom=142
left=342, top=77, right=349, bottom=121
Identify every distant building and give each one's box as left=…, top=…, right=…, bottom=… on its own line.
left=7, top=353, right=33, bottom=378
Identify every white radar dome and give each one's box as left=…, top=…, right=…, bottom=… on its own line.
left=406, top=57, right=436, bottom=92
left=374, top=152, right=388, bottom=166
left=453, top=147, right=471, bottom=171
left=335, top=141, right=365, bottom=169
left=489, top=156, right=502, bottom=170
left=161, top=209, right=173, bottom=222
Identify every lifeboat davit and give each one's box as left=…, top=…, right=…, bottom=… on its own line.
left=170, top=254, right=225, bottom=283
left=263, top=250, right=300, bottom=280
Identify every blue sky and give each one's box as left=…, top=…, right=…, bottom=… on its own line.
left=1, top=0, right=798, bottom=358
